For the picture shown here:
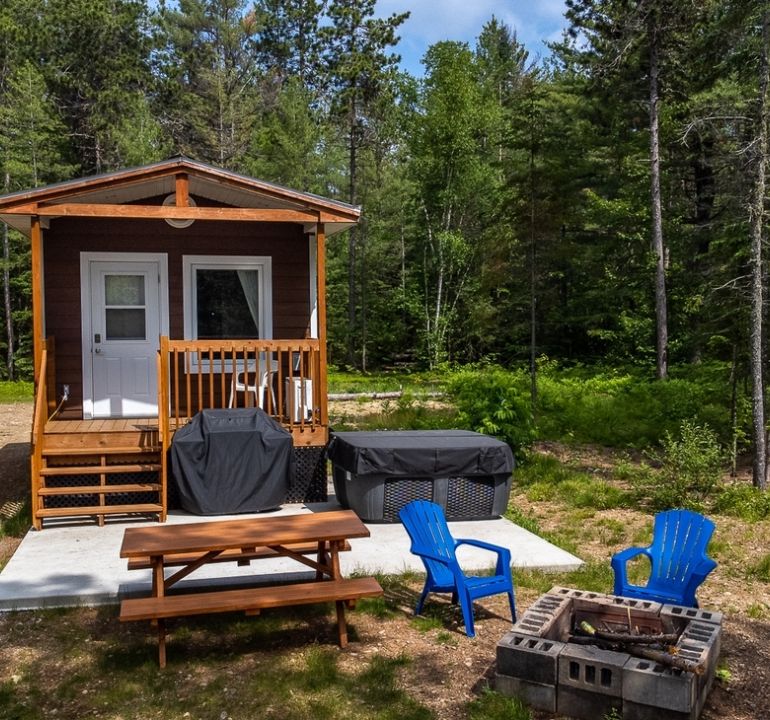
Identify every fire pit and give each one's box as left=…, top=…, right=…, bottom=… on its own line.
left=495, top=587, right=722, bottom=720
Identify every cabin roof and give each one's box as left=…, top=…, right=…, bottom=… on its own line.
left=0, top=156, right=360, bottom=235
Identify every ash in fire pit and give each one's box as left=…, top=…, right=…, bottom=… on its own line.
left=495, top=587, right=722, bottom=720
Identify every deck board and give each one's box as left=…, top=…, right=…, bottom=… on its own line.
left=45, top=418, right=161, bottom=434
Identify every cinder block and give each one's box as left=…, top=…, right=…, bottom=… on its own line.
left=497, top=632, right=566, bottom=685
left=662, top=604, right=723, bottom=627
left=557, top=685, right=623, bottom=719
left=558, top=643, right=628, bottom=698
left=623, top=698, right=695, bottom=720
left=512, top=593, right=571, bottom=639
left=623, top=656, right=698, bottom=713
left=495, top=673, right=557, bottom=713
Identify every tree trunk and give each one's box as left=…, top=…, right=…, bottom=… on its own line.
left=529, top=135, right=537, bottom=410
left=749, top=10, right=770, bottom=490
left=347, top=95, right=358, bottom=367
left=648, top=13, right=668, bottom=381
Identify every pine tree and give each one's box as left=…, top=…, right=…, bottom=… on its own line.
left=322, top=0, right=408, bottom=365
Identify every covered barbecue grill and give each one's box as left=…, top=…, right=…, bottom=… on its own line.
left=171, top=408, right=294, bottom=515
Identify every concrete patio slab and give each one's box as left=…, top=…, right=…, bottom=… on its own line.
left=0, top=496, right=582, bottom=611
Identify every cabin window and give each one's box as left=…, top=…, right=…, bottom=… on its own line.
left=183, top=255, right=273, bottom=368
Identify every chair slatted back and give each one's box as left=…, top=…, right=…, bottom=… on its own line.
left=399, top=500, right=458, bottom=585
left=650, top=509, right=714, bottom=590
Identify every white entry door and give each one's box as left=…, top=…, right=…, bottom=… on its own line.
left=83, top=256, right=167, bottom=418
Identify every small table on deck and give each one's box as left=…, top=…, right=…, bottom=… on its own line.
left=120, top=510, right=379, bottom=666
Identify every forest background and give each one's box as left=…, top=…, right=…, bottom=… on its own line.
left=2, top=0, right=770, bottom=488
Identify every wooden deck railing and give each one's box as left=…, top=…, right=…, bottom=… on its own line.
left=30, top=337, right=54, bottom=526
left=158, top=337, right=325, bottom=432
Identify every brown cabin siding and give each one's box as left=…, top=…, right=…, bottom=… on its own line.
left=43, top=217, right=311, bottom=409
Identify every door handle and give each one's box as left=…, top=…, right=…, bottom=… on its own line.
left=94, top=347, right=101, bottom=353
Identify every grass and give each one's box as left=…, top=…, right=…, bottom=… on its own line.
left=328, top=369, right=446, bottom=396
left=0, top=380, right=33, bottom=402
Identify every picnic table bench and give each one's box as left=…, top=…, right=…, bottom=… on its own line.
left=119, top=510, right=382, bottom=667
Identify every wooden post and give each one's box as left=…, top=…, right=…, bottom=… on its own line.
left=30, top=216, right=44, bottom=384
left=316, top=223, right=328, bottom=430
left=175, top=173, right=189, bottom=207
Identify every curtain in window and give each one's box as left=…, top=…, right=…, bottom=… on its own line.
left=237, top=270, right=260, bottom=336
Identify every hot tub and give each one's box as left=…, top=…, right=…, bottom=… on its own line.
left=327, top=430, right=514, bottom=522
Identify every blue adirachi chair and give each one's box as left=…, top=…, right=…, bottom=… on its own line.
left=611, top=508, right=717, bottom=607
left=398, top=499, right=516, bottom=637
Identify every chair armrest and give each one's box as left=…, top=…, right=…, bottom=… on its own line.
left=455, top=538, right=512, bottom=574
left=611, top=546, right=651, bottom=594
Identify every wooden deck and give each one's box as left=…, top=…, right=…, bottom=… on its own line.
left=46, top=418, right=162, bottom=434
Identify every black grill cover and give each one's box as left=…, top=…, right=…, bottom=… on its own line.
left=171, top=408, right=293, bottom=515
left=327, top=430, right=514, bottom=477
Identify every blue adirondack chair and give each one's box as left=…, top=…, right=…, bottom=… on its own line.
left=611, top=509, right=717, bottom=607
left=398, top=499, right=516, bottom=637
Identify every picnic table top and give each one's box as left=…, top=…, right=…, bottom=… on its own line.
left=119, top=509, right=369, bottom=558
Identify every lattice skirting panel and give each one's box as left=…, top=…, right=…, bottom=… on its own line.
left=42, top=472, right=160, bottom=508
left=287, top=445, right=328, bottom=503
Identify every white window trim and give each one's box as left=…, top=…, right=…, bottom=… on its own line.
left=182, top=255, right=273, bottom=371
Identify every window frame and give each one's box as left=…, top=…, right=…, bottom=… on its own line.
left=182, top=255, right=273, bottom=372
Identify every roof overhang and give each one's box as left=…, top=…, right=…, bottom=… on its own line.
left=0, top=157, right=360, bottom=236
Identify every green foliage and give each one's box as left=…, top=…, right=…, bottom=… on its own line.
left=535, top=363, right=740, bottom=449
left=635, top=421, right=725, bottom=511
left=448, top=367, right=535, bottom=453
left=515, top=453, right=630, bottom=510
left=0, top=381, right=32, bottom=402
left=712, top=484, right=770, bottom=521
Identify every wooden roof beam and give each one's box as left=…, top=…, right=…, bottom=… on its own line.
left=0, top=203, right=335, bottom=223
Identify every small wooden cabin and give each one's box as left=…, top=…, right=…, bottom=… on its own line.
left=0, top=157, right=360, bottom=529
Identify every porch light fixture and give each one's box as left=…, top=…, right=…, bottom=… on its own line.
left=162, top=193, right=196, bottom=228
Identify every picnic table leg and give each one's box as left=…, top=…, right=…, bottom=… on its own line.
left=157, top=618, right=167, bottom=668
left=329, top=540, right=342, bottom=579
left=315, top=541, right=327, bottom=581
left=335, top=600, right=348, bottom=647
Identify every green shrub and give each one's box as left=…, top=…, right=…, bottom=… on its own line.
left=713, top=483, right=770, bottom=521
left=634, top=421, right=725, bottom=511
left=448, top=367, right=534, bottom=453
left=534, top=363, right=740, bottom=449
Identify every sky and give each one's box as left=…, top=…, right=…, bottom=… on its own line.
left=374, top=0, right=569, bottom=76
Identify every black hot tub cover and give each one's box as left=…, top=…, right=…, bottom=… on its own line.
left=327, top=430, right=514, bottom=477
left=171, top=408, right=294, bottom=515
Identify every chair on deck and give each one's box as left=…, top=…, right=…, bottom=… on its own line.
left=611, top=508, right=717, bottom=607
left=228, top=356, right=279, bottom=411
left=398, top=499, right=516, bottom=637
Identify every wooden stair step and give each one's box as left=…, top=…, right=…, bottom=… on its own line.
left=39, top=484, right=162, bottom=496
left=42, top=446, right=161, bottom=456
left=36, top=503, right=163, bottom=519
left=40, top=464, right=161, bottom=476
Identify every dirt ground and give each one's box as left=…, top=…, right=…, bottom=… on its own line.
left=1, top=401, right=769, bottom=718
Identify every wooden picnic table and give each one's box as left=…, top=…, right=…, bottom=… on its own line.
left=119, top=510, right=382, bottom=667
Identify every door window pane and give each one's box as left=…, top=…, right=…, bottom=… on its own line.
left=106, top=275, right=145, bottom=306
left=196, top=269, right=259, bottom=339
left=106, top=308, right=146, bottom=340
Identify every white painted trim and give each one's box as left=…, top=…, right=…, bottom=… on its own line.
left=80, top=252, right=169, bottom=419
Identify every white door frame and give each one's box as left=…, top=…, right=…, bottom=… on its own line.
left=80, top=252, right=169, bottom=419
